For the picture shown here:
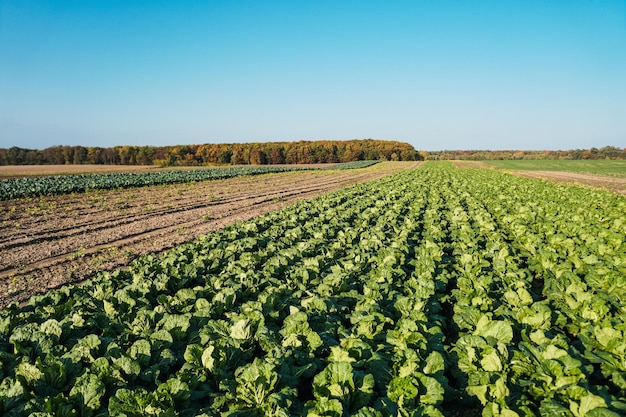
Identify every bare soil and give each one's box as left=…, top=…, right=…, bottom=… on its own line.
left=0, top=162, right=418, bottom=307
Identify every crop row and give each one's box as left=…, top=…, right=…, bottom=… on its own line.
left=0, top=160, right=379, bottom=200
left=0, top=162, right=624, bottom=416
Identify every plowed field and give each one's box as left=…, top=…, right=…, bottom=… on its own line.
left=0, top=162, right=418, bottom=307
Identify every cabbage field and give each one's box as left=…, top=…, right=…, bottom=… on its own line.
left=0, top=161, right=379, bottom=200
left=0, top=162, right=624, bottom=416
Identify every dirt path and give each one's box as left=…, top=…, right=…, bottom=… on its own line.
left=0, top=162, right=418, bottom=307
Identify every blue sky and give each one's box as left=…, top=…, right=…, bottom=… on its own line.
left=1, top=0, right=625, bottom=151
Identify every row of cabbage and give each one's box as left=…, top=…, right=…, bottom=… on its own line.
left=437, top=167, right=626, bottom=416
left=0, top=162, right=624, bottom=416
left=0, top=160, right=379, bottom=200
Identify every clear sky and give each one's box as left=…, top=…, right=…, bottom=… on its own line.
left=1, top=0, right=625, bottom=151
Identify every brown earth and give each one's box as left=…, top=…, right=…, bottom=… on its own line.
left=0, top=162, right=418, bottom=307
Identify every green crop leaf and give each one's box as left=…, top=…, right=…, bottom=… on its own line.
left=594, top=327, right=621, bottom=348
left=474, top=317, right=514, bottom=345
left=201, top=345, right=216, bottom=371
left=108, top=387, right=170, bottom=416
left=586, top=409, right=622, bottom=417
left=467, top=374, right=511, bottom=406
left=328, top=346, right=355, bottom=363
left=350, top=372, right=375, bottom=410
left=313, top=362, right=355, bottom=400
left=156, top=377, right=190, bottom=404
left=15, top=362, right=43, bottom=385
left=518, top=305, right=552, bottom=329
left=306, top=397, right=343, bottom=417
left=504, top=288, right=534, bottom=308
left=417, top=374, right=444, bottom=405
left=582, top=255, right=600, bottom=265
left=230, top=319, right=251, bottom=340
left=40, top=319, right=63, bottom=339
left=352, top=406, right=383, bottom=417
left=364, top=352, right=392, bottom=392
left=306, top=330, right=324, bottom=352
left=543, top=345, right=567, bottom=361
left=0, top=378, right=26, bottom=413
left=103, top=300, right=117, bottom=318
left=539, top=399, right=572, bottom=416
left=490, top=376, right=510, bottom=401
left=150, top=329, right=174, bottom=345
left=517, top=288, right=534, bottom=306
left=128, top=339, right=152, bottom=368
left=280, top=311, right=323, bottom=353
left=114, top=356, right=141, bottom=381
left=466, top=384, right=489, bottom=405
left=387, top=376, right=418, bottom=405
left=69, top=373, right=106, bottom=414
left=183, top=344, right=203, bottom=366
left=483, top=402, right=520, bottom=417
left=235, top=359, right=278, bottom=407
left=480, top=349, right=503, bottom=372
left=158, top=313, right=191, bottom=339
left=423, top=351, right=445, bottom=375
left=570, top=394, right=608, bottom=417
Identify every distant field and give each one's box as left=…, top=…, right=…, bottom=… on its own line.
left=483, top=159, right=626, bottom=177
left=0, top=163, right=349, bottom=179
left=0, top=164, right=160, bottom=178
left=0, top=161, right=380, bottom=200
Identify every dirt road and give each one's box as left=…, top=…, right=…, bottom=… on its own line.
left=0, top=162, right=417, bottom=307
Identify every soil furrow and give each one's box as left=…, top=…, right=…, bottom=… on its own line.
left=0, top=173, right=346, bottom=242
left=0, top=178, right=346, bottom=271
left=0, top=162, right=418, bottom=307
left=0, top=174, right=360, bottom=252
left=2, top=179, right=337, bottom=277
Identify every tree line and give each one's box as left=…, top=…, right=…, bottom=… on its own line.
left=3, top=141, right=621, bottom=165
left=428, top=146, right=625, bottom=160
left=0, top=139, right=423, bottom=166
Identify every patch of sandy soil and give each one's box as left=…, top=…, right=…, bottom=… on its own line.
left=0, top=162, right=419, bottom=307
left=511, top=170, right=626, bottom=195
